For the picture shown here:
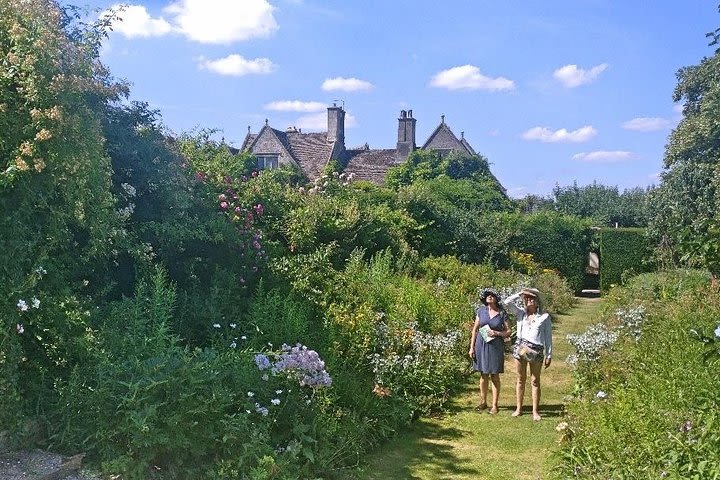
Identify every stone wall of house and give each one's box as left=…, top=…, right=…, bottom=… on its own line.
left=251, top=129, right=296, bottom=168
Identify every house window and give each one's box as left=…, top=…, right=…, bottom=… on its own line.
left=256, top=154, right=279, bottom=170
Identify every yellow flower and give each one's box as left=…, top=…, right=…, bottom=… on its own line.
left=15, top=158, right=29, bottom=171
left=46, top=106, right=61, bottom=121
left=9, top=23, right=25, bottom=38
left=35, top=129, right=52, bottom=141
left=19, top=141, right=34, bottom=157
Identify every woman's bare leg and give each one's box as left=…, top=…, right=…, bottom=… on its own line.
left=513, top=358, right=526, bottom=416
left=529, top=360, right=543, bottom=421
left=478, top=373, right=489, bottom=408
left=490, top=374, right=501, bottom=413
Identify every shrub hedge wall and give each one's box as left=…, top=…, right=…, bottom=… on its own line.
left=599, top=227, right=652, bottom=291
left=512, top=212, right=593, bottom=292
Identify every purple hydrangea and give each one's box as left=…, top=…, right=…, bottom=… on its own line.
left=254, top=353, right=272, bottom=370
left=254, top=343, right=332, bottom=388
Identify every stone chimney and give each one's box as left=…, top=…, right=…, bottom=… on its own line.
left=396, top=109, right=416, bottom=160
left=327, top=103, right=345, bottom=144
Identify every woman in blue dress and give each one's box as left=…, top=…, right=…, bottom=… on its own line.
left=468, top=288, right=511, bottom=414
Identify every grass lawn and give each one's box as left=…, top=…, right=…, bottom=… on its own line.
left=339, top=296, right=604, bottom=480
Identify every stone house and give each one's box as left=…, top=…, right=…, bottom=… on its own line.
left=240, top=104, right=502, bottom=187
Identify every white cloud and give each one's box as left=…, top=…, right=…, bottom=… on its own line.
left=622, top=117, right=672, bottom=132
left=572, top=151, right=634, bottom=163
left=295, top=112, right=357, bottom=131
left=321, top=77, right=374, bottom=92
left=103, top=4, right=172, bottom=38
left=553, top=63, right=608, bottom=88
left=429, top=65, right=515, bottom=91
left=164, top=0, right=278, bottom=44
left=521, top=125, right=597, bottom=143
left=198, top=54, right=275, bottom=76
left=264, top=100, right=327, bottom=112
left=673, top=103, right=684, bottom=114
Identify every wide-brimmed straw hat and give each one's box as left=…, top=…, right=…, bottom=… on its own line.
left=479, top=288, right=501, bottom=305
left=520, top=287, right=541, bottom=299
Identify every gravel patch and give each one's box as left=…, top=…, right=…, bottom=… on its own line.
left=0, top=450, right=102, bottom=480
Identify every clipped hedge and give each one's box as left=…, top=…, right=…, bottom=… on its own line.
left=511, top=212, right=593, bottom=292
left=599, top=227, right=653, bottom=291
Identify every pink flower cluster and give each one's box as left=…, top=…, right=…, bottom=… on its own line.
left=214, top=185, right=267, bottom=286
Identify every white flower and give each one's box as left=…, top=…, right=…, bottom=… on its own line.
left=230, top=341, right=237, bottom=349
left=212, top=323, right=221, bottom=328
left=261, top=374, right=269, bottom=381
left=31, top=297, right=40, bottom=309
left=596, top=390, right=607, bottom=399
left=271, top=398, right=280, bottom=405
left=17, top=299, right=28, bottom=311
left=241, top=335, right=247, bottom=340
left=229, top=323, right=237, bottom=329
left=275, top=389, right=283, bottom=395
left=247, top=391, right=255, bottom=397
left=35, top=266, right=47, bottom=275
left=120, top=182, right=136, bottom=197
left=556, top=421, right=569, bottom=432
left=16, top=323, right=24, bottom=334
left=715, top=325, right=720, bottom=339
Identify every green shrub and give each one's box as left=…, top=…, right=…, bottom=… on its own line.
left=558, top=270, right=720, bottom=479
left=49, top=270, right=276, bottom=478
left=396, top=178, right=513, bottom=263
left=599, top=227, right=654, bottom=291
left=513, top=212, right=593, bottom=292
left=0, top=323, right=22, bottom=435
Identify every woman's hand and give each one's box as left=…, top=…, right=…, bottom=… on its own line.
left=544, top=357, right=552, bottom=369
left=468, top=347, right=475, bottom=358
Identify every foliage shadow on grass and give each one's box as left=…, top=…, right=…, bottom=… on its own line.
left=356, top=421, right=481, bottom=479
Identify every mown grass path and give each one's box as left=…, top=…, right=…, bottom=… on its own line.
left=341, top=296, right=604, bottom=480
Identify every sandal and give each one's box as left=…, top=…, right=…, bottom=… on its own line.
left=474, top=404, right=488, bottom=411
left=489, top=407, right=498, bottom=415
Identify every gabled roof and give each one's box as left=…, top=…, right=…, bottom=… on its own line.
left=241, top=127, right=339, bottom=180
left=286, top=131, right=336, bottom=180
left=244, top=125, right=299, bottom=165
left=344, top=148, right=400, bottom=183
left=460, top=136, right=476, bottom=155
left=422, top=120, right=474, bottom=156
left=240, top=134, right=256, bottom=151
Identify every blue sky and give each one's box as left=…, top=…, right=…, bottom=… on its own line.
left=75, top=0, right=718, bottom=197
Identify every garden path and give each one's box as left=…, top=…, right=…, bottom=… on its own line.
left=341, top=295, right=604, bottom=480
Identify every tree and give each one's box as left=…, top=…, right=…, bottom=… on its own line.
left=550, top=181, right=650, bottom=227
left=386, top=149, right=502, bottom=189
left=648, top=11, right=720, bottom=276
left=0, top=0, right=124, bottom=431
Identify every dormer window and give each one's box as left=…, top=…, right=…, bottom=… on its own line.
left=256, top=154, right=278, bottom=170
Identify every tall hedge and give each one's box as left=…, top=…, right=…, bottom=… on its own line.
left=512, top=212, right=593, bottom=292
left=599, top=227, right=653, bottom=291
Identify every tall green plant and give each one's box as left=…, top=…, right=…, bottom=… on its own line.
left=648, top=11, right=720, bottom=277
left=0, top=0, right=124, bottom=427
